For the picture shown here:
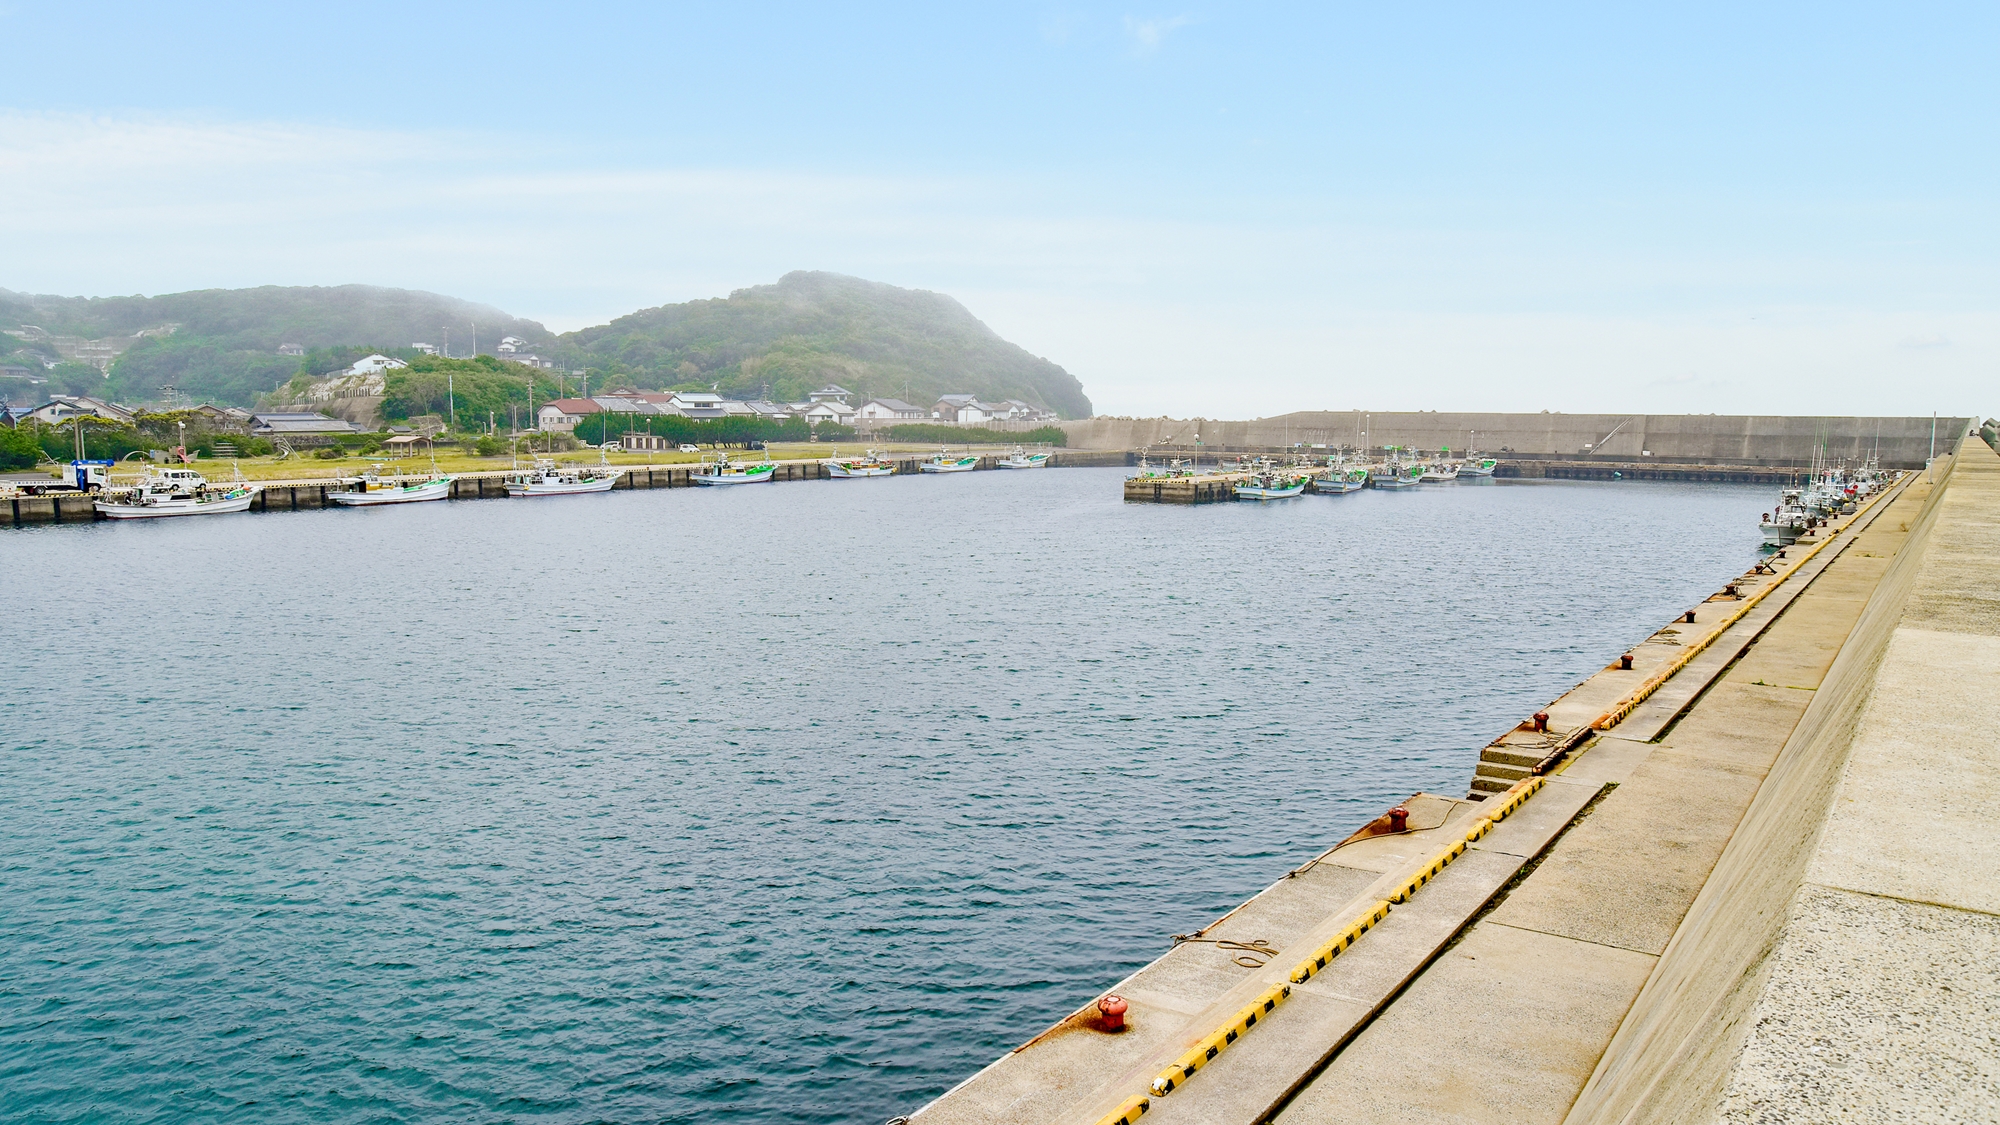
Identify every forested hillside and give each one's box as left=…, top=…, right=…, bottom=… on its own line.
left=554, top=272, right=1091, bottom=417
left=0, top=285, right=546, bottom=407
left=1, top=274, right=1092, bottom=418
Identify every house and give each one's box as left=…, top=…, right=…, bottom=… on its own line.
left=249, top=412, right=360, bottom=439
left=933, top=394, right=994, bottom=425
left=808, top=384, right=853, bottom=405
left=23, top=395, right=137, bottom=426
left=189, top=403, right=254, bottom=428
left=411, top=343, right=438, bottom=356
left=277, top=343, right=305, bottom=357
left=344, top=354, right=407, bottom=378
left=497, top=336, right=528, bottom=354
left=985, top=399, right=1058, bottom=423
left=667, top=392, right=729, bottom=420
left=801, top=401, right=856, bottom=426
left=855, top=398, right=925, bottom=423
left=507, top=353, right=557, bottom=370
left=537, top=398, right=599, bottom=432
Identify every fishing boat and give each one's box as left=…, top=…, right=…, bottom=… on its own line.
left=329, top=464, right=455, bottom=506
left=1311, top=465, right=1368, bottom=494
left=1235, top=471, right=1308, bottom=500
left=94, top=465, right=260, bottom=519
left=1419, top=461, right=1460, bottom=482
left=825, top=449, right=895, bottom=478
left=1458, top=456, right=1498, bottom=478
left=919, top=449, right=980, bottom=473
left=1370, top=457, right=1423, bottom=489
left=997, top=447, right=1051, bottom=469
left=691, top=450, right=777, bottom=485
left=505, top=456, right=623, bottom=496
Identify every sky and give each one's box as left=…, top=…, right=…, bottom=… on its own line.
left=2, top=2, right=1995, bottom=418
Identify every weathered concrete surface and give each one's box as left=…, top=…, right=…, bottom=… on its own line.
left=1279, top=457, right=1945, bottom=1125
left=906, top=782, right=1605, bottom=1125
left=1704, top=443, right=2000, bottom=1123
left=1562, top=439, right=1997, bottom=1125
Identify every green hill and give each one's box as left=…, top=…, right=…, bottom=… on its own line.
left=1, top=274, right=1092, bottom=418
left=554, top=271, right=1092, bottom=418
left=0, top=285, right=546, bottom=407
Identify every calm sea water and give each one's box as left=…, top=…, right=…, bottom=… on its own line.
left=0, top=468, right=1769, bottom=1123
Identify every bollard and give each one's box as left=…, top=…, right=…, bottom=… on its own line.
left=1533, top=711, right=1550, bottom=733
left=1098, top=994, right=1129, bottom=1032
left=1388, top=807, right=1409, bottom=832
left=1619, top=653, right=1634, bottom=670
left=1724, top=583, right=1739, bottom=597
left=1683, top=610, right=1696, bottom=623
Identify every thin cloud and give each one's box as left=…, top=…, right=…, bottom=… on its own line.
left=1123, top=14, right=1194, bottom=54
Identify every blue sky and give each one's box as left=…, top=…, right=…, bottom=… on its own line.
left=2, top=2, right=1994, bottom=416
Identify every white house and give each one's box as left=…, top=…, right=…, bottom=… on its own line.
left=667, top=392, right=729, bottom=419
left=497, top=336, right=528, bottom=354
left=856, top=398, right=925, bottom=423
left=345, top=354, right=408, bottom=378
left=933, top=395, right=994, bottom=425
left=808, top=384, right=853, bottom=405
left=277, top=343, right=305, bottom=356
left=411, top=342, right=438, bottom=355
left=802, top=401, right=856, bottom=426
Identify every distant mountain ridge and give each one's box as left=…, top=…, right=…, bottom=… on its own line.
left=0, top=275, right=1092, bottom=418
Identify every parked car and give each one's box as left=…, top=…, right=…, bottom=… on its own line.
left=678, top=444, right=700, bottom=453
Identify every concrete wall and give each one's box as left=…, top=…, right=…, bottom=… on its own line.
left=1561, top=442, right=1965, bottom=1125
left=1063, top=413, right=1973, bottom=468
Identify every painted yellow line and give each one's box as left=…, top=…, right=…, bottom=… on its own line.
left=1138, top=772, right=1554, bottom=1105
left=1589, top=482, right=1901, bottom=732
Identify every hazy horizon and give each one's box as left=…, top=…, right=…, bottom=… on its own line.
left=4, top=3, right=1994, bottom=419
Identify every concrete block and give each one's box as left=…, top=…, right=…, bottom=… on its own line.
left=1486, top=744, right=1774, bottom=956
left=1278, top=922, right=1658, bottom=1125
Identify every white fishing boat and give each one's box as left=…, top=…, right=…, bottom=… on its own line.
left=505, top=456, right=623, bottom=496
left=1419, top=459, right=1460, bottom=482
left=1458, top=456, right=1498, bottom=478
left=919, top=449, right=980, bottom=473
left=329, top=464, right=455, bottom=506
left=1370, top=458, right=1423, bottom=489
left=825, top=449, right=895, bottom=478
left=94, top=465, right=260, bottom=519
left=997, top=447, right=1051, bottom=469
left=691, top=450, right=776, bottom=485
left=1235, top=471, right=1308, bottom=500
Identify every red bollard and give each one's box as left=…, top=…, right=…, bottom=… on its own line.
left=1620, top=653, right=1634, bottom=670
left=1533, top=711, right=1550, bottom=732
left=1683, top=611, right=1696, bottom=623
left=1098, top=994, right=1129, bottom=1031
left=1388, top=806, right=1410, bottom=832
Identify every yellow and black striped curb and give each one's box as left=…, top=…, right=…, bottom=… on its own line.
left=1117, top=771, right=1550, bottom=1110
left=1289, top=900, right=1391, bottom=984
left=1148, top=981, right=1292, bottom=1096
left=1092, top=1094, right=1151, bottom=1125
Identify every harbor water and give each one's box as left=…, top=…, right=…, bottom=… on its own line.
left=0, top=468, right=1771, bottom=1123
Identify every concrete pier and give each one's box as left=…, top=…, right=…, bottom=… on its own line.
left=0, top=450, right=1133, bottom=525
left=905, top=428, right=1998, bottom=1124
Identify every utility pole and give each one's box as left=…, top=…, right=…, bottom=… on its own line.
left=1929, top=412, right=1937, bottom=483
left=448, top=370, right=455, bottom=431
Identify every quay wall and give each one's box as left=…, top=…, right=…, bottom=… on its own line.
left=1562, top=442, right=1966, bottom=1125
left=0, top=450, right=1133, bottom=526
left=1066, top=413, right=1969, bottom=468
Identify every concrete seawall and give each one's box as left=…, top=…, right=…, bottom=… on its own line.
left=1067, top=413, right=1968, bottom=468
left=903, top=424, right=1996, bottom=1124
